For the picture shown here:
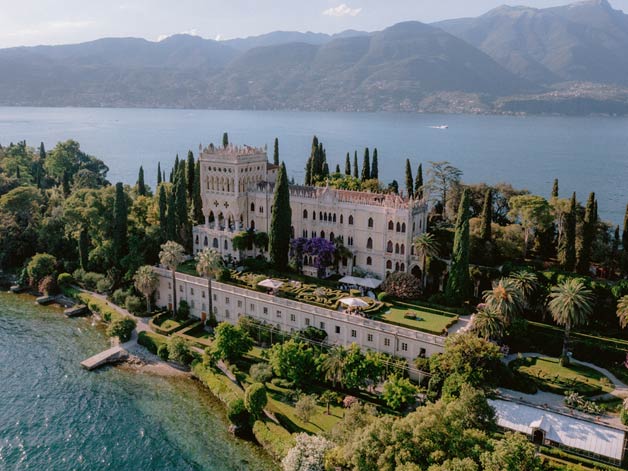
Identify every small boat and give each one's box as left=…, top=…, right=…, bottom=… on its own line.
left=429, top=125, right=448, bottom=129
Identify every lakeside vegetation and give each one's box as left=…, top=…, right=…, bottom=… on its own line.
left=2, top=135, right=628, bottom=470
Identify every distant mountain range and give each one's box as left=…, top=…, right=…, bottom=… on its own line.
left=3, top=0, right=628, bottom=115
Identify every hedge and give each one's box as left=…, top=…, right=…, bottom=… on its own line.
left=149, top=312, right=197, bottom=336
left=191, top=362, right=243, bottom=406
left=138, top=331, right=169, bottom=354
left=252, top=420, right=295, bottom=460
left=540, top=446, right=625, bottom=471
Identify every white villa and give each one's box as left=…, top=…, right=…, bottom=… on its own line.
left=191, top=143, right=429, bottom=280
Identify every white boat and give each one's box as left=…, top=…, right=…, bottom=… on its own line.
left=429, top=125, right=448, bottom=129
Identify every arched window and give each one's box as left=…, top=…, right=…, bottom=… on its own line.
left=319, top=211, right=323, bottom=220
left=388, top=220, right=394, bottom=231
left=387, top=241, right=393, bottom=253
left=259, top=206, right=263, bottom=213
left=367, top=237, right=373, bottom=249
left=324, top=213, right=328, bottom=222
left=340, top=215, right=344, bottom=224
left=402, top=223, right=406, bottom=233
left=303, top=209, right=308, bottom=219
left=224, top=240, right=228, bottom=250
left=368, top=217, right=374, bottom=228
left=250, top=220, right=255, bottom=230
left=250, top=202, right=255, bottom=212
left=348, top=215, right=354, bottom=225
left=333, top=214, right=337, bottom=223
left=366, top=257, right=372, bottom=266
left=330, top=232, right=335, bottom=242
left=204, top=236, right=208, bottom=247
left=213, top=238, right=219, bottom=248
left=320, top=231, right=325, bottom=240
left=400, top=263, right=405, bottom=272
left=313, top=212, right=316, bottom=220
left=195, top=235, right=199, bottom=244
left=386, top=260, right=393, bottom=269
left=396, top=222, right=401, bottom=232
left=395, top=243, right=399, bottom=254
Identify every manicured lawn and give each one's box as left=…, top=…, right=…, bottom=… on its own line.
left=375, top=305, right=457, bottom=335
left=178, top=260, right=198, bottom=276
left=511, top=356, right=615, bottom=397
left=160, top=319, right=181, bottom=330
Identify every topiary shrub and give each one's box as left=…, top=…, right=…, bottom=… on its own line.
left=57, top=273, right=73, bottom=289
left=377, top=291, right=389, bottom=302
left=380, top=272, right=421, bottom=300
left=106, top=317, right=136, bottom=342
left=250, top=363, right=273, bottom=383
left=244, top=383, right=268, bottom=420
left=168, top=336, right=192, bottom=365
left=125, top=295, right=144, bottom=315
left=157, top=343, right=169, bottom=361
left=227, top=398, right=251, bottom=429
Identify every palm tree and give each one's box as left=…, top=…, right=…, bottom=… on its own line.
left=133, top=265, right=159, bottom=314
left=483, top=278, right=523, bottom=326
left=548, top=278, right=594, bottom=365
left=509, top=271, right=538, bottom=305
left=333, top=236, right=352, bottom=272
left=159, top=241, right=186, bottom=317
left=471, top=305, right=506, bottom=340
left=616, top=295, right=628, bottom=329
left=196, top=248, right=224, bottom=322
left=320, top=346, right=347, bottom=388
left=413, top=233, right=440, bottom=288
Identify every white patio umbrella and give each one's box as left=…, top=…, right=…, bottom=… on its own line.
left=339, top=276, right=360, bottom=285
left=360, top=277, right=382, bottom=289
left=257, top=279, right=284, bottom=290
left=339, top=297, right=369, bottom=308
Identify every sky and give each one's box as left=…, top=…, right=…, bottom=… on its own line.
left=1, top=0, right=627, bottom=48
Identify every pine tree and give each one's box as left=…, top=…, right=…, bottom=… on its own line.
left=353, top=152, right=358, bottom=179
left=174, top=166, right=189, bottom=246
left=371, top=148, right=379, bottom=180
left=157, top=162, right=162, bottom=186
left=78, top=228, right=89, bottom=270
left=560, top=192, right=577, bottom=271
left=345, top=152, right=351, bottom=176
left=186, top=151, right=195, bottom=199
left=415, top=163, right=423, bottom=199
left=158, top=184, right=168, bottom=242
left=273, top=138, right=279, bottom=166
left=480, top=189, right=492, bottom=242
left=552, top=178, right=559, bottom=198
left=193, top=160, right=203, bottom=224
left=222, top=132, right=229, bottom=148
left=137, top=166, right=146, bottom=196
left=112, top=182, right=128, bottom=264
left=576, top=192, right=596, bottom=274
left=166, top=190, right=177, bottom=242
left=269, top=162, right=292, bottom=271
left=445, top=188, right=472, bottom=306
left=405, top=159, right=414, bottom=198
left=361, top=148, right=370, bottom=181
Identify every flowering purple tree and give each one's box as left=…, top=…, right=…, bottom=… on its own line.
left=291, top=237, right=336, bottom=277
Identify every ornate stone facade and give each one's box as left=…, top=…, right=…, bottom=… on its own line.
left=192, top=143, right=428, bottom=279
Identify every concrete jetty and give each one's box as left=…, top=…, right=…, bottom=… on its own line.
left=81, top=346, right=129, bottom=370
left=64, top=304, right=89, bottom=317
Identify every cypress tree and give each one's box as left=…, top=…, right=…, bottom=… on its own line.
left=166, top=190, right=177, bottom=242
left=322, top=162, right=329, bottom=178
left=174, top=154, right=179, bottom=174
left=371, top=148, right=379, bottom=180
left=560, top=192, right=577, bottom=271
left=273, top=138, right=279, bottom=166
left=405, top=159, right=414, bottom=198
left=193, top=160, right=203, bottom=224
left=157, top=162, right=162, bottom=186
left=353, top=152, right=358, bottom=179
left=186, top=151, right=195, bottom=198
left=361, top=148, right=370, bottom=182
left=174, top=166, right=189, bottom=245
left=345, top=152, right=351, bottom=176
left=576, top=192, right=596, bottom=274
left=137, top=166, right=146, bottom=196
left=305, top=157, right=312, bottom=186
left=162, top=170, right=166, bottom=183
left=39, top=142, right=46, bottom=160
left=415, top=163, right=423, bottom=199
left=269, top=162, right=292, bottom=271
left=445, top=188, right=472, bottom=306
left=480, top=189, right=492, bottom=242
left=222, top=132, right=229, bottom=148
left=78, top=228, right=89, bottom=270
left=552, top=178, right=559, bottom=198
left=388, top=180, right=399, bottom=194
left=335, top=164, right=340, bottom=174
left=622, top=204, right=628, bottom=275
left=112, top=182, right=128, bottom=263
left=158, top=184, right=168, bottom=242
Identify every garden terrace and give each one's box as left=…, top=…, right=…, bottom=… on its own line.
left=510, top=356, right=615, bottom=397
left=375, top=301, right=459, bottom=336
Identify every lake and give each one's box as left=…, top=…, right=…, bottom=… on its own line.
left=0, top=107, right=627, bottom=224
left=0, top=292, right=277, bottom=471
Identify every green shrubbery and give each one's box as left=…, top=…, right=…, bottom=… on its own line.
left=57, top=273, right=73, bottom=288
left=124, top=295, right=144, bottom=315
left=252, top=421, right=295, bottom=460
left=250, top=363, right=273, bottom=383
left=137, top=331, right=169, bottom=354
left=106, top=317, right=136, bottom=342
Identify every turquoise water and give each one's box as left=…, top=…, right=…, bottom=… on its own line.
left=0, top=292, right=277, bottom=471
left=0, top=107, right=627, bottom=224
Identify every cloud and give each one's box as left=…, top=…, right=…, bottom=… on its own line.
left=322, top=3, right=362, bottom=17
left=157, top=29, right=200, bottom=42
left=48, top=20, right=95, bottom=31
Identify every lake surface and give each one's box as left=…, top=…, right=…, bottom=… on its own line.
left=0, top=292, right=277, bottom=471
left=0, top=107, right=627, bottom=224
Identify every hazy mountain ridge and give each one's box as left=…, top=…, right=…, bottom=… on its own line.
left=2, top=0, right=628, bottom=115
